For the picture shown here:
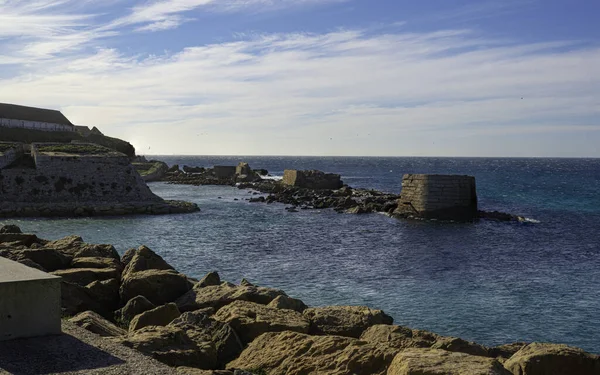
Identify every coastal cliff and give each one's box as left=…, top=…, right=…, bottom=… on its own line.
left=0, top=225, right=597, bottom=375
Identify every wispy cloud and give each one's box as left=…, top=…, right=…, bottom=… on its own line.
left=0, top=1, right=598, bottom=156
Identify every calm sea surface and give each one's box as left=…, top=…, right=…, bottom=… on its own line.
left=5, top=157, right=600, bottom=352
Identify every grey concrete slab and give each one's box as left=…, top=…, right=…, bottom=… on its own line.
left=0, top=257, right=61, bottom=341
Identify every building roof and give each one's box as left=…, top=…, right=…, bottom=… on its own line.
left=0, top=103, right=74, bottom=127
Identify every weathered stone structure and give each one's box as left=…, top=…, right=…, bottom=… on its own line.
left=0, top=143, right=198, bottom=217
left=213, top=166, right=237, bottom=179
left=282, top=170, right=343, bottom=190
left=0, top=143, right=24, bottom=170
left=394, top=174, right=478, bottom=221
left=0, top=103, right=75, bottom=132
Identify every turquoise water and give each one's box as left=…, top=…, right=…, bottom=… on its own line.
left=5, top=157, right=600, bottom=352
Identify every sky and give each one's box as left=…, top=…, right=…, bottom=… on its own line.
left=0, top=0, right=599, bottom=157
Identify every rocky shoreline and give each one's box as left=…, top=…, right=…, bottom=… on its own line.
left=1, top=224, right=597, bottom=375
left=0, top=200, right=199, bottom=218
left=153, top=163, right=526, bottom=222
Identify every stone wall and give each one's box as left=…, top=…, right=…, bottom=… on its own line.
left=0, top=118, right=74, bottom=132
left=0, top=144, right=161, bottom=204
left=394, top=174, right=477, bottom=221
left=213, top=166, right=236, bottom=179
left=282, top=170, right=343, bottom=190
left=0, top=144, right=23, bottom=170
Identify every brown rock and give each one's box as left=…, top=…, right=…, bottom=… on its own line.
left=69, top=311, right=126, bottom=337
left=115, top=325, right=217, bottom=369
left=121, top=247, right=137, bottom=266
left=86, top=278, right=120, bottom=313
left=432, top=336, right=490, bottom=357
left=170, top=310, right=243, bottom=368
left=115, top=295, right=156, bottom=326
left=227, top=331, right=397, bottom=375
left=71, top=256, right=123, bottom=271
left=360, top=325, right=437, bottom=350
left=122, top=245, right=174, bottom=278
left=503, top=342, right=600, bottom=375
left=176, top=282, right=286, bottom=312
left=303, top=305, right=393, bottom=338
left=52, top=267, right=121, bottom=287
left=129, top=303, right=181, bottom=332
left=488, top=342, right=528, bottom=359
left=387, top=348, right=511, bottom=375
left=120, top=269, right=192, bottom=306
left=0, top=248, right=69, bottom=272
left=214, top=300, right=310, bottom=345
left=60, top=281, right=107, bottom=317
left=266, top=295, right=308, bottom=313
left=0, top=233, right=39, bottom=247
left=197, top=271, right=221, bottom=288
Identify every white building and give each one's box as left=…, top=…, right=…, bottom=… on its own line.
left=0, top=103, right=75, bottom=132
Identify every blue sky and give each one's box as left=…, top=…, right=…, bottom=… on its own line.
left=0, top=0, right=599, bottom=156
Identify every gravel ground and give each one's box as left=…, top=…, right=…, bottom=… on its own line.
left=0, top=321, right=174, bottom=375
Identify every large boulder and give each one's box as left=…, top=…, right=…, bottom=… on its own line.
left=213, top=300, right=310, bottom=345
left=360, top=325, right=490, bottom=357
left=0, top=233, right=39, bottom=247
left=71, top=256, right=123, bottom=271
left=44, top=236, right=119, bottom=260
left=267, top=295, right=308, bottom=313
left=86, top=278, right=120, bottom=313
left=488, top=343, right=529, bottom=359
left=120, top=269, right=192, bottom=306
left=170, top=310, right=243, bottom=368
left=122, top=245, right=174, bottom=278
left=60, top=281, right=107, bottom=317
left=115, top=325, right=217, bottom=369
left=503, top=343, right=600, bottom=375
left=227, top=331, right=398, bottom=375
left=51, top=267, right=121, bottom=287
left=0, top=248, right=69, bottom=271
left=176, top=282, right=286, bottom=312
left=115, top=295, right=156, bottom=326
left=69, top=311, right=126, bottom=337
left=0, top=224, right=22, bottom=233
left=129, top=303, right=181, bottom=332
left=197, top=271, right=221, bottom=288
left=360, top=325, right=437, bottom=350
left=387, top=348, right=511, bottom=375
left=303, top=306, right=393, bottom=338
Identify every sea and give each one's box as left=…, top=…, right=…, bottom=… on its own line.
left=5, top=156, right=600, bottom=353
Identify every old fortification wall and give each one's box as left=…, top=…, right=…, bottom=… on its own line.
left=0, top=144, right=23, bottom=170
left=0, top=118, right=74, bottom=132
left=394, top=174, right=478, bottom=221
left=0, top=145, right=161, bottom=204
left=282, top=170, right=343, bottom=190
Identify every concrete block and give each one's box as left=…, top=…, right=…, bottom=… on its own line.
left=0, top=257, right=62, bottom=341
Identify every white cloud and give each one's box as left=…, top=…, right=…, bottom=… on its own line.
left=0, top=2, right=598, bottom=156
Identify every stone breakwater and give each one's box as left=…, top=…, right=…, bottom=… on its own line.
left=0, top=143, right=199, bottom=217
left=159, top=163, right=524, bottom=222
left=1, top=224, right=597, bottom=375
